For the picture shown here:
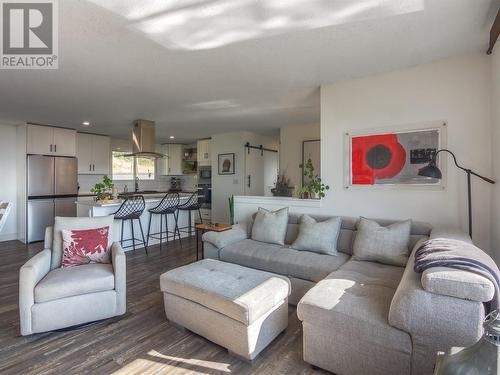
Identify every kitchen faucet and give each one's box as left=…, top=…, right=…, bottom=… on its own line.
left=135, top=177, right=139, bottom=193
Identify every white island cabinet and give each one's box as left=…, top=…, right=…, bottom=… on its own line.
left=76, top=194, right=194, bottom=250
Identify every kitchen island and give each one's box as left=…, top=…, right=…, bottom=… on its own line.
left=76, top=194, right=195, bottom=251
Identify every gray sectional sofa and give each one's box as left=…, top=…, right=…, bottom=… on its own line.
left=203, top=214, right=494, bottom=375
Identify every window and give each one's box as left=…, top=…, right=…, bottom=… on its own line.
left=112, top=151, right=155, bottom=181
left=135, top=157, right=155, bottom=180
left=112, top=151, right=134, bottom=180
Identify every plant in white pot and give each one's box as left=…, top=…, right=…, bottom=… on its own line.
left=301, top=159, right=329, bottom=199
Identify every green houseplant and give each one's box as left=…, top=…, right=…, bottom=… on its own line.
left=302, top=159, right=329, bottom=199
left=91, top=175, right=114, bottom=201
left=228, top=195, right=235, bottom=225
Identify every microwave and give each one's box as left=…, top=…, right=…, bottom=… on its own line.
left=198, top=167, right=211, bottom=180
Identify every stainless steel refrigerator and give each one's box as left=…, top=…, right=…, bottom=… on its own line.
left=27, top=155, right=78, bottom=242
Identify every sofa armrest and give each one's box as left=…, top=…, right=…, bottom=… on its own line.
left=388, top=245, right=484, bottom=375
left=19, top=249, right=52, bottom=335
left=202, top=223, right=249, bottom=249
left=111, top=241, right=126, bottom=315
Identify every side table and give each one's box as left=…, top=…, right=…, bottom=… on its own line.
left=195, top=223, right=232, bottom=260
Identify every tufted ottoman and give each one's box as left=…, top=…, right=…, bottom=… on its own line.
left=160, top=259, right=290, bottom=361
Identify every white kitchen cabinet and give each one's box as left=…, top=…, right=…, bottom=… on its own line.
left=76, top=133, right=111, bottom=175
left=159, top=144, right=184, bottom=175
left=197, top=139, right=211, bottom=166
left=27, top=124, right=76, bottom=156
left=53, top=128, right=77, bottom=156
left=91, top=135, right=111, bottom=174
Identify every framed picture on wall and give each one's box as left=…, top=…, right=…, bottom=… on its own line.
left=218, top=153, right=235, bottom=175
left=344, top=121, right=447, bottom=189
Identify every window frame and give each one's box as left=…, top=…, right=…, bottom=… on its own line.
left=111, top=151, right=156, bottom=181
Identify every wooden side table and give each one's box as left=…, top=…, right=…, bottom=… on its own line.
left=195, top=223, right=232, bottom=260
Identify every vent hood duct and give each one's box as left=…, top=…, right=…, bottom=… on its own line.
left=125, top=119, right=164, bottom=159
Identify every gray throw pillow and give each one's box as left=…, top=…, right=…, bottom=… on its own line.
left=352, top=217, right=411, bottom=266
left=251, top=207, right=289, bottom=246
left=291, top=215, right=341, bottom=255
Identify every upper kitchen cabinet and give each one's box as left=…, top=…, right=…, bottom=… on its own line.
left=27, top=124, right=76, bottom=156
left=76, top=133, right=111, bottom=174
left=158, top=144, right=184, bottom=175
left=197, top=139, right=211, bottom=166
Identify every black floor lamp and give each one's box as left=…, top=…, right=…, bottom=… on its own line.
left=418, top=149, right=495, bottom=237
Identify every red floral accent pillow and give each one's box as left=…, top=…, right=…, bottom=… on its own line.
left=61, top=226, right=110, bottom=268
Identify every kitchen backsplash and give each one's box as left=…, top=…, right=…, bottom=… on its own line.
left=78, top=174, right=198, bottom=194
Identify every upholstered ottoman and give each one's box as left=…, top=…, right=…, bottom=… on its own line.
left=160, top=259, right=290, bottom=361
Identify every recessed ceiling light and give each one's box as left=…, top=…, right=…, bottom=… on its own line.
left=82, top=121, right=90, bottom=126
left=169, top=136, right=175, bottom=139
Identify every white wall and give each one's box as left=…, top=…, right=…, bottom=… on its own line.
left=279, top=123, right=320, bottom=188
left=0, top=125, right=19, bottom=241
left=491, top=47, right=500, bottom=261
left=211, top=131, right=278, bottom=222
left=321, top=54, right=493, bottom=251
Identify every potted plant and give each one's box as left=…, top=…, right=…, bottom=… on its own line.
left=301, top=159, right=329, bottom=199
left=91, top=175, right=114, bottom=202
left=271, top=172, right=294, bottom=197
left=228, top=195, right=235, bottom=225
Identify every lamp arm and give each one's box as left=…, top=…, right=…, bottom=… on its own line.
left=434, top=149, right=495, bottom=184
left=434, top=149, right=468, bottom=173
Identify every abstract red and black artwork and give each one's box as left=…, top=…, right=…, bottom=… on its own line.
left=349, top=128, right=441, bottom=185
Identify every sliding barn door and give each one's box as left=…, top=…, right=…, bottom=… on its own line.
left=244, top=148, right=278, bottom=196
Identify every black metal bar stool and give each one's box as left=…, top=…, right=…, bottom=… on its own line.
left=176, top=191, right=203, bottom=237
left=114, top=195, right=148, bottom=254
left=146, top=192, right=182, bottom=251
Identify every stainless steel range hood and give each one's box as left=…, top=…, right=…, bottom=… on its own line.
left=125, top=119, right=164, bottom=159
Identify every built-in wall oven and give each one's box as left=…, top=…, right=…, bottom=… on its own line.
left=197, top=184, right=211, bottom=209
left=198, top=166, right=211, bottom=182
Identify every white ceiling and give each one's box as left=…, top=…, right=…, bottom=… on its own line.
left=0, top=0, right=497, bottom=143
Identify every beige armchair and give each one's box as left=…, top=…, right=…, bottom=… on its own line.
left=19, top=216, right=126, bottom=335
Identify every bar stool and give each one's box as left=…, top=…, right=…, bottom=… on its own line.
left=146, top=192, right=181, bottom=251
left=177, top=191, right=203, bottom=237
left=114, top=195, right=148, bottom=254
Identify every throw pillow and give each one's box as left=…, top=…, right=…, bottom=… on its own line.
left=251, top=207, right=289, bottom=246
left=352, top=217, right=411, bottom=266
left=61, top=226, right=111, bottom=268
left=291, top=215, right=341, bottom=255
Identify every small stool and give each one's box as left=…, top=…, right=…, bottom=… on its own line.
left=177, top=191, right=203, bottom=237
left=114, top=195, right=148, bottom=254
left=146, top=193, right=181, bottom=251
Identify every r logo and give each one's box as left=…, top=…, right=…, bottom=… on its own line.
left=0, top=0, right=58, bottom=68
left=2, top=2, right=53, bottom=54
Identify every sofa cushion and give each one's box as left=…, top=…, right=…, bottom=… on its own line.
left=219, top=239, right=350, bottom=282
left=159, top=259, right=290, bottom=325
left=353, top=217, right=411, bottom=266
left=34, top=263, right=115, bottom=303
left=291, top=215, right=341, bottom=255
left=51, top=216, right=115, bottom=270
left=251, top=207, right=288, bottom=246
left=422, top=267, right=495, bottom=302
left=297, top=260, right=410, bottom=355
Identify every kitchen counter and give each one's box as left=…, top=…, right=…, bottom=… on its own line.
left=76, top=194, right=194, bottom=251
left=77, top=190, right=196, bottom=197
left=77, top=194, right=193, bottom=207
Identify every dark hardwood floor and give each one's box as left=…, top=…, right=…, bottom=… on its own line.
left=0, top=237, right=328, bottom=375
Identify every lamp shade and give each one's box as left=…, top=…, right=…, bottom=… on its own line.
left=418, top=161, right=442, bottom=179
